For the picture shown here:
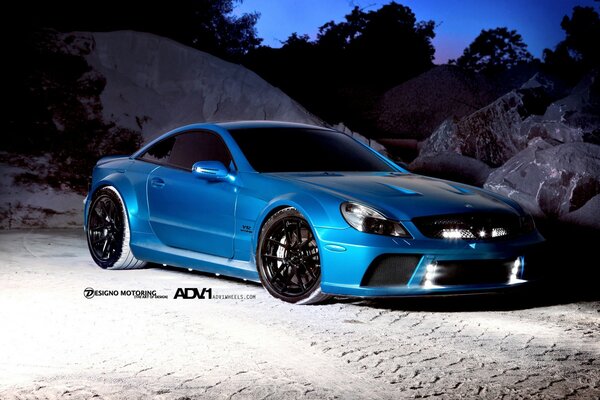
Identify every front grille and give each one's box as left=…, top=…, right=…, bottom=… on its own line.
left=361, top=254, right=422, bottom=287
left=432, top=259, right=513, bottom=286
left=413, top=213, right=532, bottom=240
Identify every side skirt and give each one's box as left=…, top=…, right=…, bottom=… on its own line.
left=131, top=233, right=260, bottom=282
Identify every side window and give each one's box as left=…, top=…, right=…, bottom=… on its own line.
left=168, top=131, right=233, bottom=171
left=140, top=136, right=175, bottom=164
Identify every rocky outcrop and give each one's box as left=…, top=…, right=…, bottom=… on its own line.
left=374, top=65, right=537, bottom=140
left=484, top=140, right=600, bottom=228
left=542, top=71, right=600, bottom=132
left=74, top=31, right=322, bottom=140
left=420, top=71, right=598, bottom=168
left=420, top=91, right=528, bottom=167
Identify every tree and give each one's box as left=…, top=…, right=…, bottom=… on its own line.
left=543, top=6, right=600, bottom=81
left=452, top=28, right=533, bottom=73
left=316, top=3, right=435, bottom=87
left=245, top=2, right=436, bottom=131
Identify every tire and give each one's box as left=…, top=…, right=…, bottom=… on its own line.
left=257, top=207, right=330, bottom=304
left=86, top=186, right=146, bottom=270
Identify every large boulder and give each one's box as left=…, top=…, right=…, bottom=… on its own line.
left=374, top=66, right=506, bottom=140
left=484, top=140, right=600, bottom=228
left=420, top=91, right=528, bottom=167
left=419, top=71, right=598, bottom=168
left=374, top=64, right=540, bottom=141
left=519, top=117, right=584, bottom=144
left=409, top=152, right=493, bottom=187
left=76, top=31, right=322, bottom=140
left=542, top=71, right=600, bottom=133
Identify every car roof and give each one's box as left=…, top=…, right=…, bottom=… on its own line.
left=211, top=120, right=332, bottom=131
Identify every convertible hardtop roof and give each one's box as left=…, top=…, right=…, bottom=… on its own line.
left=213, top=120, right=333, bottom=131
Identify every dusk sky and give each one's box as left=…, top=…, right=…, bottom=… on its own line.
left=234, top=0, right=598, bottom=63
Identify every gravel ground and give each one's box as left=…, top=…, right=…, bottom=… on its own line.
left=0, top=229, right=598, bottom=399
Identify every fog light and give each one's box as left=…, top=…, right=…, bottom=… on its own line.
left=423, top=262, right=437, bottom=287
left=509, top=257, right=523, bottom=284
left=188, top=268, right=192, bottom=272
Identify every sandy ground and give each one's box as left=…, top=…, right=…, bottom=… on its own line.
left=0, top=229, right=598, bottom=399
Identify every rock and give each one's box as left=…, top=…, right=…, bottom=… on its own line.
left=520, top=72, right=570, bottom=100
left=374, top=65, right=508, bottom=140
left=543, top=70, right=600, bottom=133
left=421, top=91, right=528, bottom=167
left=409, top=152, right=493, bottom=187
left=484, top=140, right=600, bottom=220
left=520, top=116, right=584, bottom=144
left=0, top=161, right=83, bottom=229
left=374, top=64, right=541, bottom=141
left=560, top=194, right=600, bottom=230
left=75, top=31, right=323, bottom=141
left=418, top=71, right=596, bottom=168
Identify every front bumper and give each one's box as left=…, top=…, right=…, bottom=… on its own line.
left=315, top=223, right=545, bottom=297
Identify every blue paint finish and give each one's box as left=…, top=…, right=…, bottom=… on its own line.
left=324, top=244, right=347, bottom=252
left=85, top=121, right=545, bottom=298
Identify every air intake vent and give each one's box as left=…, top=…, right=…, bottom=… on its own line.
left=361, top=254, right=422, bottom=287
left=432, top=259, right=513, bottom=286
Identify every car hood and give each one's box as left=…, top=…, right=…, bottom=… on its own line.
left=272, top=172, right=519, bottom=220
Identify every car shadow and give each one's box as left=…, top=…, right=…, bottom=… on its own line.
left=336, top=281, right=600, bottom=312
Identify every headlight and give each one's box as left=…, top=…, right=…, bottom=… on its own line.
left=340, top=202, right=411, bottom=237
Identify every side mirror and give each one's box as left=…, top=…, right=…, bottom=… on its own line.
left=191, top=161, right=229, bottom=180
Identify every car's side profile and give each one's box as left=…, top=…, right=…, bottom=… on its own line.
left=84, top=121, right=545, bottom=304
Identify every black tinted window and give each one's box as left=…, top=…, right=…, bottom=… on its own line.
left=140, top=136, right=175, bottom=163
left=168, top=131, right=232, bottom=170
left=229, top=128, right=394, bottom=172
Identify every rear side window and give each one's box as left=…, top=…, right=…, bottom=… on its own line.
left=139, top=131, right=232, bottom=171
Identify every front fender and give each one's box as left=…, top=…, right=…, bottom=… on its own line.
left=251, top=191, right=347, bottom=254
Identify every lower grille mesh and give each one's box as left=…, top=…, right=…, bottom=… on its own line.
left=361, top=255, right=421, bottom=287
left=432, top=259, right=513, bottom=286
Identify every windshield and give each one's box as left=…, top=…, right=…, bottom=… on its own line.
left=228, top=128, right=395, bottom=173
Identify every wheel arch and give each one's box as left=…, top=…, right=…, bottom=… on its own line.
left=252, top=192, right=331, bottom=259
left=86, top=174, right=140, bottom=234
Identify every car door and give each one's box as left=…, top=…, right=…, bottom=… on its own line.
left=144, top=130, right=237, bottom=258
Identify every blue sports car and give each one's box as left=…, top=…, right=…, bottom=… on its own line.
left=84, top=121, right=544, bottom=304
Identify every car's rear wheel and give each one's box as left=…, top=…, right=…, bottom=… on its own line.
left=257, top=207, right=330, bottom=304
left=86, top=186, right=146, bottom=270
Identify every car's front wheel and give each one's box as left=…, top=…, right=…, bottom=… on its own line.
left=86, top=186, right=146, bottom=270
left=257, top=207, right=330, bottom=304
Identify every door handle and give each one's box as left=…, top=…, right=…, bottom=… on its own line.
left=150, top=177, right=165, bottom=188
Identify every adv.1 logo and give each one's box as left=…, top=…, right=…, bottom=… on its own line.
left=174, top=288, right=213, bottom=299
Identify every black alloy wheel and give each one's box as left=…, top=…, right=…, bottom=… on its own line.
left=87, top=191, right=125, bottom=267
left=257, top=208, right=330, bottom=304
